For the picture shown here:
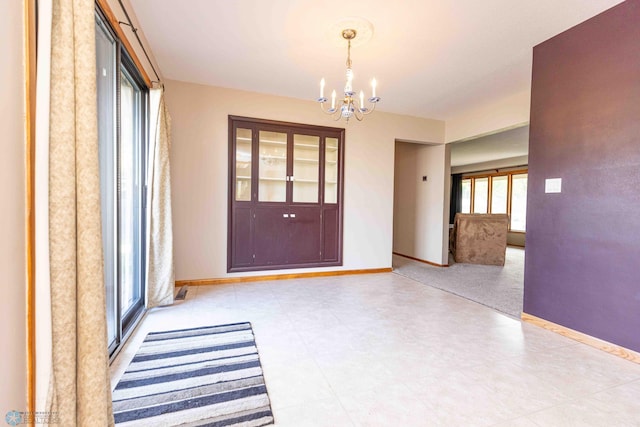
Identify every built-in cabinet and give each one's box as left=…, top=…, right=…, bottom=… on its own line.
left=228, top=116, right=344, bottom=272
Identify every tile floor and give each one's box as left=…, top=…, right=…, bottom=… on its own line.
left=110, top=273, right=640, bottom=426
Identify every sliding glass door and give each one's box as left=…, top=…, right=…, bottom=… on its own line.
left=96, top=16, right=118, bottom=350
left=119, top=68, right=145, bottom=327
left=96, top=12, right=147, bottom=356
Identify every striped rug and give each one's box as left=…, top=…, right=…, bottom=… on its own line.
left=112, top=322, right=274, bottom=426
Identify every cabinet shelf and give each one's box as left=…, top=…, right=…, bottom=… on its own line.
left=294, top=142, right=319, bottom=148
left=256, top=177, right=320, bottom=184
left=260, top=139, right=287, bottom=146
left=294, top=158, right=319, bottom=163
left=260, top=154, right=286, bottom=160
left=237, top=175, right=251, bottom=180
left=259, top=176, right=286, bottom=182
left=294, top=158, right=336, bottom=164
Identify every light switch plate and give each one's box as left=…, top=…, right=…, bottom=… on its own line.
left=545, top=178, right=562, bottom=193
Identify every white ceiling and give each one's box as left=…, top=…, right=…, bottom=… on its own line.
left=129, top=0, right=623, bottom=121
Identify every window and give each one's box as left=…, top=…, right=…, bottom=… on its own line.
left=96, top=10, right=148, bottom=356
left=510, top=173, right=528, bottom=231
left=461, top=179, right=471, bottom=213
left=457, top=170, right=528, bottom=232
left=473, top=177, right=488, bottom=213
left=491, top=175, right=508, bottom=214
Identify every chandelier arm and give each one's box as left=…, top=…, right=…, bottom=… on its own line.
left=361, top=100, right=379, bottom=115
left=353, top=107, right=364, bottom=121
left=319, top=101, right=337, bottom=116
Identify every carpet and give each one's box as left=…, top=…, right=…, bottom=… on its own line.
left=112, top=322, right=274, bottom=426
left=392, top=247, right=524, bottom=318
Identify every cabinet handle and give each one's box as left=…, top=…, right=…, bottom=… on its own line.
left=283, top=214, right=289, bottom=218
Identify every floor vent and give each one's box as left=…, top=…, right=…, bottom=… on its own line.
left=175, top=285, right=189, bottom=301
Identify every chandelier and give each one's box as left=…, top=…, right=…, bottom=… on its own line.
left=317, top=28, right=381, bottom=122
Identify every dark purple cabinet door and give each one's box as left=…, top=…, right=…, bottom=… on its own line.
left=231, top=207, right=254, bottom=267
left=322, top=206, right=339, bottom=262
left=288, top=207, right=322, bottom=264
left=253, top=206, right=289, bottom=266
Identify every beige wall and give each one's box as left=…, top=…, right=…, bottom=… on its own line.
left=393, top=142, right=450, bottom=265
left=393, top=143, right=418, bottom=257
left=164, top=79, right=445, bottom=280
left=445, top=89, right=530, bottom=143
left=0, top=0, right=27, bottom=415
left=507, top=232, right=525, bottom=247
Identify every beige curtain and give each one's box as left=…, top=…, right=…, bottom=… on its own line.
left=48, top=0, right=114, bottom=425
left=146, top=89, right=175, bottom=308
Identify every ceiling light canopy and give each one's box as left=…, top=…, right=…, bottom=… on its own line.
left=317, top=26, right=380, bottom=122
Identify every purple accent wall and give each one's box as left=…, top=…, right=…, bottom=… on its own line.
left=525, top=0, right=640, bottom=352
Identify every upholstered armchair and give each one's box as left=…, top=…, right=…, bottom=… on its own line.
left=450, top=213, right=509, bottom=266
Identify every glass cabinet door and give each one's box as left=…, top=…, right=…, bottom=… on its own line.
left=325, top=137, right=339, bottom=203
left=259, top=130, right=288, bottom=202
left=235, top=128, right=252, bottom=201
left=293, top=134, right=320, bottom=203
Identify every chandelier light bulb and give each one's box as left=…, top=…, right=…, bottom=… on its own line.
left=320, top=78, right=325, bottom=99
